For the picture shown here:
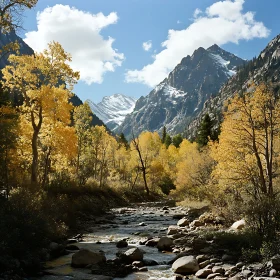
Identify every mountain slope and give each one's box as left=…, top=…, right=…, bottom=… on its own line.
left=87, top=94, right=137, bottom=131
left=117, top=45, right=245, bottom=139
left=186, top=34, right=280, bottom=139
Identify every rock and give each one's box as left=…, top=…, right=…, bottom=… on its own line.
left=123, top=248, right=144, bottom=262
left=195, top=268, right=212, bottom=278
left=66, top=244, right=80, bottom=251
left=269, top=255, right=280, bottom=270
left=167, top=226, right=180, bottom=235
left=177, top=218, right=189, bottom=227
left=132, top=261, right=144, bottom=268
left=241, top=269, right=252, bottom=278
left=190, top=220, right=203, bottom=227
left=116, top=240, right=128, bottom=248
left=172, top=256, right=199, bottom=274
left=199, top=260, right=210, bottom=268
left=207, top=273, right=222, bottom=279
left=138, top=222, right=146, bottom=226
left=270, top=269, right=277, bottom=277
left=230, top=219, right=246, bottom=230
left=145, top=238, right=159, bottom=247
left=139, top=267, right=148, bottom=272
left=173, top=214, right=186, bottom=219
left=71, top=249, right=106, bottom=268
left=222, top=254, right=235, bottom=262
left=143, top=258, right=158, bottom=266
left=196, top=254, right=208, bottom=263
left=49, top=242, right=65, bottom=258
left=212, top=266, right=225, bottom=274
left=235, top=262, right=243, bottom=268
left=162, top=206, right=169, bottom=210
left=169, top=249, right=193, bottom=264
left=157, top=237, right=173, bottom=251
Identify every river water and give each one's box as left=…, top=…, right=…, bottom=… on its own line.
left=39, top=202, right=188, bottom=280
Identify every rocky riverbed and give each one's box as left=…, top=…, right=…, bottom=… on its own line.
left=31, top=202, right=280, bottom=280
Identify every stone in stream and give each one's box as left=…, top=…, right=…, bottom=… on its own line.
left=120, top=247, right=144, bottom=262
left=116, top=239, right=128, bottom=248
left=167, top=225, right=180, bottom=235
left=157, top=236, right=173, bottom=251
left=66, top=244, right=80, bottom=251
left=143, top=258, right=158, bottom=266
left=172, top=256, right=199, bottom=274
left=71, top=248, right=106, bottom=268
left=177, top=217, right=189, bottom=227
left=195, top=268, right=213, bottom=278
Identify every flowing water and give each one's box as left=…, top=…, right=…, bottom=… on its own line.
left=38, top=202, right=188, bottom=280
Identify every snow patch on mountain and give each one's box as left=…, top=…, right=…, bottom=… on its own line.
left=87, top=94, right=137, bottom=130
left=210, top=53, right=236, bottom=77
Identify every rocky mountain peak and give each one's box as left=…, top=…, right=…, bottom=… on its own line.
left=117, top=45, right=245, bottom=139
left=87, top=94, right=137, bottom=131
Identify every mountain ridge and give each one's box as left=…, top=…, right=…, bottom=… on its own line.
left=117, top=44, right=245, bottom=139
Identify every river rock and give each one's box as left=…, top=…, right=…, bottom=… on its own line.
left=123, top=248, right=144, bottom=261
left=177, top=217, right=189, bottom=227
left=167, top=226, right=180, bottom=235
left=172, top=256, right=199, bottom=274
left=116, top=239, right=128, bottom=248
left=190, top=220, right=203, bottom=227
left=195, top=268, right=212, bottom=278
left=66, top=244, right=80, bottom=251
left=71, top=249, right=106, bottom=268
left=230, top=219, right=245, bottom=230
left=145, top=238, right=159, bottom=247
left=207, top=273, right=223, bottom=279
left=157, top=237, right=173, bottom=251
left=143, top=258, right=158, bottom=266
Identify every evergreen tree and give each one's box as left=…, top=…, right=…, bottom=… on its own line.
left=196, top=114, right=213, bottom=147
left=173, top=134, right=183, bottom=148
left=118, top=132, right=129, bottom=149
left=164, top=134, right=172, bottom=147
left=161, top=126, right=167, bottom=143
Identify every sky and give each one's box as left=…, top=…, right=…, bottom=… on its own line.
left=19, top=0, right=280, bottom=103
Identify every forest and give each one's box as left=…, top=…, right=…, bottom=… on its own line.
left=1, top=0, right=280, bottom=279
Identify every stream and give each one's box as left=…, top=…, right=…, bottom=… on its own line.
left=37, top=202, right=188, bottom=280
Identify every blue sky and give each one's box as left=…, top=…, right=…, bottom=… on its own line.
left=20, top=0, right=279, bottom=103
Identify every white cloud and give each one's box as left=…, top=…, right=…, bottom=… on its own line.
left=24, top=5, right=124, bottom=85
left=142, top=40, right=152, bottom=51
left=193, top=8, right=202, bottom=18
left=125, top=0, right=270, bottom=87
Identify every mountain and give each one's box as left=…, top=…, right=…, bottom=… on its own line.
left=0, top=30, right=34, bottom=69
left=117, top=45, right=245, bottom=139
left=87, top=94, right=137, bottom=131
left=186, top=34, right=280, bottom=139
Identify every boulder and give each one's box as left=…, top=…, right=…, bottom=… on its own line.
left=143, top=258, right=158, bottom=266
left=195, top=268, right=212, bottom=278
left=230, top=219, right=246, bottom=230
left=207, top=273, right=222, bottom=279
left=123, top=248, right=144, bottom=262
left=157, top=237, right=173, bottom=251
left=71, top=249, right=106, bottom=268
left=212, top=266, right=225, bottom=274
left=177, top=218, right=189, bottom=227
left=167, top=226, right=180, bottom=235
left=172, top=256, right=199, bottom=274
left=116, top=240, right=128, bottom=248
left=145, top=238, right=159, bottom=247
left=190, top=220, right=203, bottom=227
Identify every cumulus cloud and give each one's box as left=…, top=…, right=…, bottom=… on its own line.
left=125, top=0, right=270, bottom=87
left=24, top=5, right=124, bottom=85
left=142, top=40, right=152, bottom=51
left=193, top=8, right=202, bottom=18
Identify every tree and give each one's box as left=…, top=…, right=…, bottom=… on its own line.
left=196, top=114, right=213, bottom=147
left=173, top=134, right=183, bottom=148
left=0, top=0, right=38, bottom=33
left=2, top=42, right=80, bottom=187
left=118, top=132, right=128, bottom=149
left=130, top=131, right=162, bottom=195
left=161, top=126, right=167, bottom=143
left=211, top=84, right=280, bottom=235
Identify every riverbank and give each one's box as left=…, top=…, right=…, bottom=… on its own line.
left=28, top=202, right=280, bottom=280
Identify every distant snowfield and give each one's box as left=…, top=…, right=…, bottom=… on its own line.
left=87, top=94, right=137, bottom=128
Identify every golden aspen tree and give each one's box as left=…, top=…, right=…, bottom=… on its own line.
left=2, top=42, right=79, bottom=187
left=212, top=84, right=280, bottom=199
